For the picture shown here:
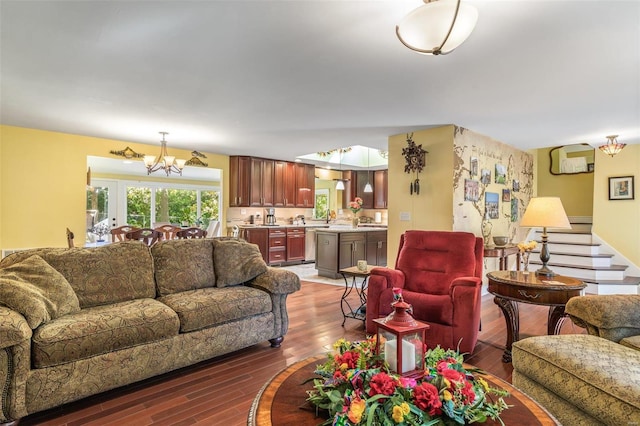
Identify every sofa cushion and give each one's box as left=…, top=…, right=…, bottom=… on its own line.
left=0, top=242, right=156, bottom=309
left=212, top=239, right=268, bottom=288
left=158, top=286, right=272, bottom=332
left=32, top=298, right=179, bottom=368
left=0, top=255, right=80, bottom=328
left=621, top=335, right=640, bottom=351
left=151, top=239, right=216, bottom=296
left=512, top=334, right=640, bottom=425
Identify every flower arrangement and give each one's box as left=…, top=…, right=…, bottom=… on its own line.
left=516, top=240, right=537, bottom=253
left=349, top=197, right=364, bottom=214
left=91, top=222, right=111, bottom=242
left=517, top=240, right=537, bottom=272
left=307, top=338, right=510, bottom=426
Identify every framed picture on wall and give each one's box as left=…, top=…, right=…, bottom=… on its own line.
left=511, top=199, right=518, bottom=222
left=481, top=169, right=491, bottom=184
left=495, top=164, right=506, bottom=184
left=502, top=189, right=511, bottom=202
left=608, top=176, right=634, bottom=200
left=470, top=157, right=478, bottom=177
left=485, top=192, right=499, bottom=219
left=464, top=179, right=480, bottom=201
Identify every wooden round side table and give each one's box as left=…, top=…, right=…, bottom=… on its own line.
left=487, top=270, right=585, bottom=362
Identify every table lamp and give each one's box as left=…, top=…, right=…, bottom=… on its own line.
left=520, top=197, right=571, bottom=277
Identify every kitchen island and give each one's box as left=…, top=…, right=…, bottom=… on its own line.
left=315, top=227, right=388, bottom=279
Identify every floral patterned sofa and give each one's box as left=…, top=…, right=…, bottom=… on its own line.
left=512, top=295, right=640, bottom=426
left=0, top=238, right=300, bottom=424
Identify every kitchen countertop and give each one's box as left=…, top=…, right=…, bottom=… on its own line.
left=234, top=224, right=387, bottom=231
left=315, top=226, right=388, bottom=233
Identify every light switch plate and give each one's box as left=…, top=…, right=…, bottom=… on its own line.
left=241, top=209, right=247, bottom=214
left=400, top=212, right=411, bottom=221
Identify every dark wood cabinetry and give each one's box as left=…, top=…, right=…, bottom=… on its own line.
left=341, top=170, right=387, bottom=210
left=250, top=158, right=274, bottom=207
left=268, top=228, right=287, bottom=264
left=242, top=227, right=268, bottom=262
left=274, top=161, right=296, bottom=207
left=231, top=156, right=312, bottom=208
left=317, top=230, right=382, bottom=279
left=286, top=227, right=305, bottom=262
left=229, top=156, right=251, bottom=207
left=374, top=170, right=388, bottom=209
left=295, top=163, right=315, bottom=207
left=243, top=226, right=306, bottom=265
left=355, top=171, right=374, bottom=209
left=366, top=231, right=387, bottom=267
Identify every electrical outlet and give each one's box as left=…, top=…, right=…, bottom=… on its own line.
left=241, top=209, right=247, bottom=215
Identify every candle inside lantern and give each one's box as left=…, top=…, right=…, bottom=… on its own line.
left=384, top=339, right=416, bottom=374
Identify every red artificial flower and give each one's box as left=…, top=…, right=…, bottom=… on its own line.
left=413, top=382, right=442, bottom=416
left=337, top=351, right=360, bottom=369
left=368, top=372, right=397, bottom=396
left=460, top=380, right=476, bottom=403
left=440, top=368, right=465, bottom=384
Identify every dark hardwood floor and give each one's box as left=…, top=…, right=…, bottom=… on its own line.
left=20, top=280, right=585, bottom=426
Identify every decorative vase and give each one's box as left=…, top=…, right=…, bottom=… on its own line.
left=522, top=251, right=530, bottom=272
left=481, top=219, right=492, bottom=246
left=352, top=216, right=359, bottom=228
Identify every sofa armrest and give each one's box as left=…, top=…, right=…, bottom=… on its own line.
left=0, top=306, right=32, bottom=349
left=249, top=267, right=301, bottom=295
left=566, top=295, right=640, bottom=342
left=365, top=268, right=406, bottom=333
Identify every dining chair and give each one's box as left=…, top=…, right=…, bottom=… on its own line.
left=111, top=225, right=140, bottom=242
left=154, top=224, right=181, bottom=241
left=125, top=228, right=163, bottom=246
left=205, top=220, right=221, bottom=238
left=176, top=227, right=207, bottom=239
left=66, top=228, right=75, bottom=248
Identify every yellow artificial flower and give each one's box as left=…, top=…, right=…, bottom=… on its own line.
left=478, top=377, right=490, bottom=392
left=333, top=338, right=348, bottom=350
left=392, top=405, right=404, bottom=423
left=348, top=398, right=366, bottom=424
left=443, top=389, right=453, bottom=401
left=401, top=402, right=410, bottom=415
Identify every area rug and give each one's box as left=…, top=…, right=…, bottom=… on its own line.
left=278, top=263, right=345, bottom=286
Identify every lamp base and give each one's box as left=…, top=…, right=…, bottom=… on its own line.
left=535, top=266, right=556, bottom=277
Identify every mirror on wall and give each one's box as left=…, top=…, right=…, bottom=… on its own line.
left=549, top=144, right=595, bottom=175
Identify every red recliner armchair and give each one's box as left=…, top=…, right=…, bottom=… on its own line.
left=366, top=230, right=484, bottom=355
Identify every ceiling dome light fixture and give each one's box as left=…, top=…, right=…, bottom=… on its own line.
left=599, top=134, right=626, bottom=157
left=143, top=132, right=187, bottom=176
left=396, top=0, right=478, bottom=56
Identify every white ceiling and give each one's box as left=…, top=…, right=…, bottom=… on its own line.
left=1, top=1, right=639, bottom=163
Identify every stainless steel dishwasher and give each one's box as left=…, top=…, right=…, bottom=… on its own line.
left=305, top=228, right=317, bottom=262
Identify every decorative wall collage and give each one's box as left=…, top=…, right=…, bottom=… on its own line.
left=452, top=127, right=534, bottom=246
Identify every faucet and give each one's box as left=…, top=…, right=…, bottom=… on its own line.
left=326, top=209, right=330, bottom=224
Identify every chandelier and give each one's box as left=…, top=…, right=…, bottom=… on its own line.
left=396, top=0, right=478, bottom=55
left=598, top=135, right=626, bottom=157
left=143, top=132, right=187, bottom=176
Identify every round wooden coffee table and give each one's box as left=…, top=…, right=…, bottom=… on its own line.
left=248, top=355, right=559, bottom=425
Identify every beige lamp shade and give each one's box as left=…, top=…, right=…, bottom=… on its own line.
left=520, top=197, right=571, bottom=229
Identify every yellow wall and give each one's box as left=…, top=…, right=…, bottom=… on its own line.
left=592, top=144, right=640, bottom=266
left=388, top=126, right=455, bottom=262
left=0, top=125, right=229, bottom=250
left=537, top=147, right=594, bottom=216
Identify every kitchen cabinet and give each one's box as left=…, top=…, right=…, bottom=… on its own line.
left=231, top=156, right=311, bottom=208
left=268, top=228, right=287, bottom=264
left=242, top=227, right=268, bottom=262
left=374, top=170, right=388, bottom=209
left=250, top=158, right=274, bottom=207
left=229, top=156, right=251, bottom=207
left=366, top=231, right=387, bottom=267
left=295, top=163, right=315, bottom=207
left=274, top=161, right=296, bottom=207
left=355, top=171, right=374, bottom=209
left=316, top=230, right=367, bottom=279
left=286, top=227, right=305, bottom=262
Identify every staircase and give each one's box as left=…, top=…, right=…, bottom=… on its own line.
left=529, top=219, right=640, bottom=295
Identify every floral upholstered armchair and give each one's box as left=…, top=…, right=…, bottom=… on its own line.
left=365, top=230, right=484, bottom=355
